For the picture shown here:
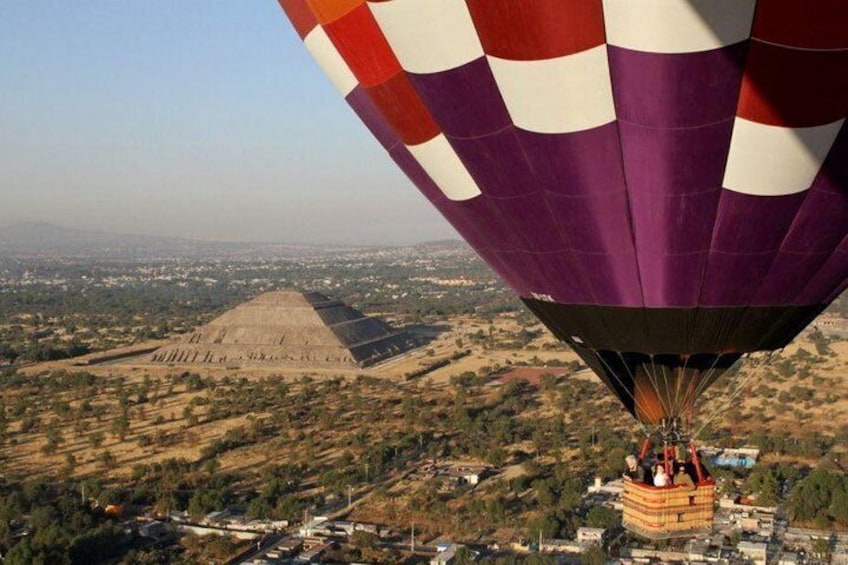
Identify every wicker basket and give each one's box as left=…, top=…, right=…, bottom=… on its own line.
left=622, top=479, right=715, bottom=539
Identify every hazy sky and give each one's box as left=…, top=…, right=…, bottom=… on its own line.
left=0, top=1, right=454, bottom=244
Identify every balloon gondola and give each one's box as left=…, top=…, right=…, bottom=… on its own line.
left=276, top=0, right=848, bottom=539
left=621, top=438, right=715, bottom=539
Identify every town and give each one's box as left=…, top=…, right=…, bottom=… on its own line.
left=91, top=446, right=848, bottom=564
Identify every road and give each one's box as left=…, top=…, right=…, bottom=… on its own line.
left=225, top=532, right=284, bottom=565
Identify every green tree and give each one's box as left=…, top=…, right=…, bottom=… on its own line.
left=454, top=546, right=477, bottom=564
left=350, top=530, right=379, bottom=550
left=110, top=413, right=130, bottom=440
left=830, top=488, right=848, bottom=527
left=585, top=506, right=619, bottom=529
left=99, top=450, right=117, bottom=469
left=581, top=545, right=607, bottom=565
left=812, top=537, right=832, bottom=565
left=5, top=536, right=70, bottom=565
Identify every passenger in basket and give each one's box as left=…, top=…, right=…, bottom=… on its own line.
left=674, top=465, right=696, bottom=490
left=623, top=454, right=645, bottom=483
left=653, top=464, right=669, bottom=487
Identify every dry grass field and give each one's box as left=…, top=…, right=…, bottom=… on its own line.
left=1, top=313, right=580, bottom=480
left=4, top=315, right=847, bottom=481
left=2, top=311, right=847, bottom=545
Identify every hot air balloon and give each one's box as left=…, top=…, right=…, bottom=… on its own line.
left=276, top=0, right=848, bottom=538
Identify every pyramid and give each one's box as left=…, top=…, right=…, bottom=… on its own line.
left=150, top=290, right=420, bottom=368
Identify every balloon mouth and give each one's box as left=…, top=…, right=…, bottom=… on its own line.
left=567, top=341, right=742, bottom=435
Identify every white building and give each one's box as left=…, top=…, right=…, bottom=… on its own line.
left=577, top=527, right=606, bottom=544
left=431, top=544, right=460, bottom=565
left=737, top=541, right=767, bottom=565
left=777, top=551, right=800, bottom=565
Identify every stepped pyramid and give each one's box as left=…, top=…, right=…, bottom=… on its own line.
left=150, top=290, right=420, bottom=368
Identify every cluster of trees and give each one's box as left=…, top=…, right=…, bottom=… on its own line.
left=0, top=479, right=131, bottom=564
left=246, top=464, right=306, bottom=521
left=747, top=430, right=836, bottom=459
left=0, top=469, right=259, bottom=563
left=0, top=337, right=90, bottom=364
left=788, top=468, right=848, bottom=529
left=744, top=464, right=803, bottom=506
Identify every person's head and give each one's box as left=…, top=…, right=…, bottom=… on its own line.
left=625, top=455, right=638, bottom=470
left=655, top=464, right=666, bottom=475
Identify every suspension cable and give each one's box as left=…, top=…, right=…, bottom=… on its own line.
left=693, top=351, right=776, bottom=439
left=672, top=354, right=692, bottom=422
left=589, top=349, right=653, bottom=435
left=646, top=354, right=674, bottom=419
left=679, top=354, right=725, bottom=417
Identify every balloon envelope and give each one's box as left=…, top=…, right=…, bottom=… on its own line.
left=277, top=0, right=848, bottom=428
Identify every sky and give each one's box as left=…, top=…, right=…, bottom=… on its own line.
left=0, top=1, right=455, bottom=245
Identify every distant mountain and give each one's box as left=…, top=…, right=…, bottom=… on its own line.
left=407, top=239, right=468, bottom=250
left=0, top=222, right=465, bottom=259
left=0, top=222, right=237, bottom=258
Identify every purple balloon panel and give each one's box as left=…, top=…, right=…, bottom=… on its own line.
left=440, top=196, right=519, bottom=251
left=491, top=193, right=569, bottom=252
left=497, top=249, right=592, bottom=303
left=638, top=251, right=708, bottom=308
left=617, top=121, right=734, bottom=195
left=710, top=190, right=806, bottom=254
left=700, top=251, right=775, bottom=306
left=471, top=246, right=528, bottom=294
left=753, top=251, right=835, bottom=305
left=516, top=123, right=626, bottom=196
left=572, top=250, right=643, bottom=306
left=547, top=190, right=635, bottom=255
left=607, top=43, right=747, bottom=128
left=811, top=122, right=848, bottom=195
left=408, top=56, right=511, bottom=138
left=798, top=236, right=848, bottom=305
left=630, top=189, right=719, bottom=255
left=780, top=187, right=848, bottom=254
left=425, top=198, right=488, bottom=251
left=450, top=127, right=538, bottom=197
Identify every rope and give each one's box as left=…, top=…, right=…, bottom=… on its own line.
left=646, top=354, right=674, bottom=419
left=656, top=356, right=675, bottom=421
left=679, top=354, right=725, bottom=418
left=693, top=351, right=776, bottom=439
left=672, top=355, right=691, bottom=422
left=589, top=349, right=652, bottom=436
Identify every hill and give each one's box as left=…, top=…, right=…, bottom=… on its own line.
left=0, top=222, right=466, bottom=259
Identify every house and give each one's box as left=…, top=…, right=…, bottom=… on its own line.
left=431, top=544, right=461, bottom=565
left=297, top=541, right=335, bottom=563
left=539, top=538, right=582, bottom=554
left=168, top=511, right=189, bottom=523
left=777, top=551, right=800, bottom=565
left=436, top=542, right=456, bottom=553
left=138, top=520, right=169, bottom=539
left=576, top=527, right=606, bottom=544
left=203, top=509, right=231, bottom=525
left=703, top=447, right=760, bottom=469
left=448, top=465, right=490, bottom=487
left=268, top=537, right=303, bottom=558
left=737, top=541, right=768, bottom=565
